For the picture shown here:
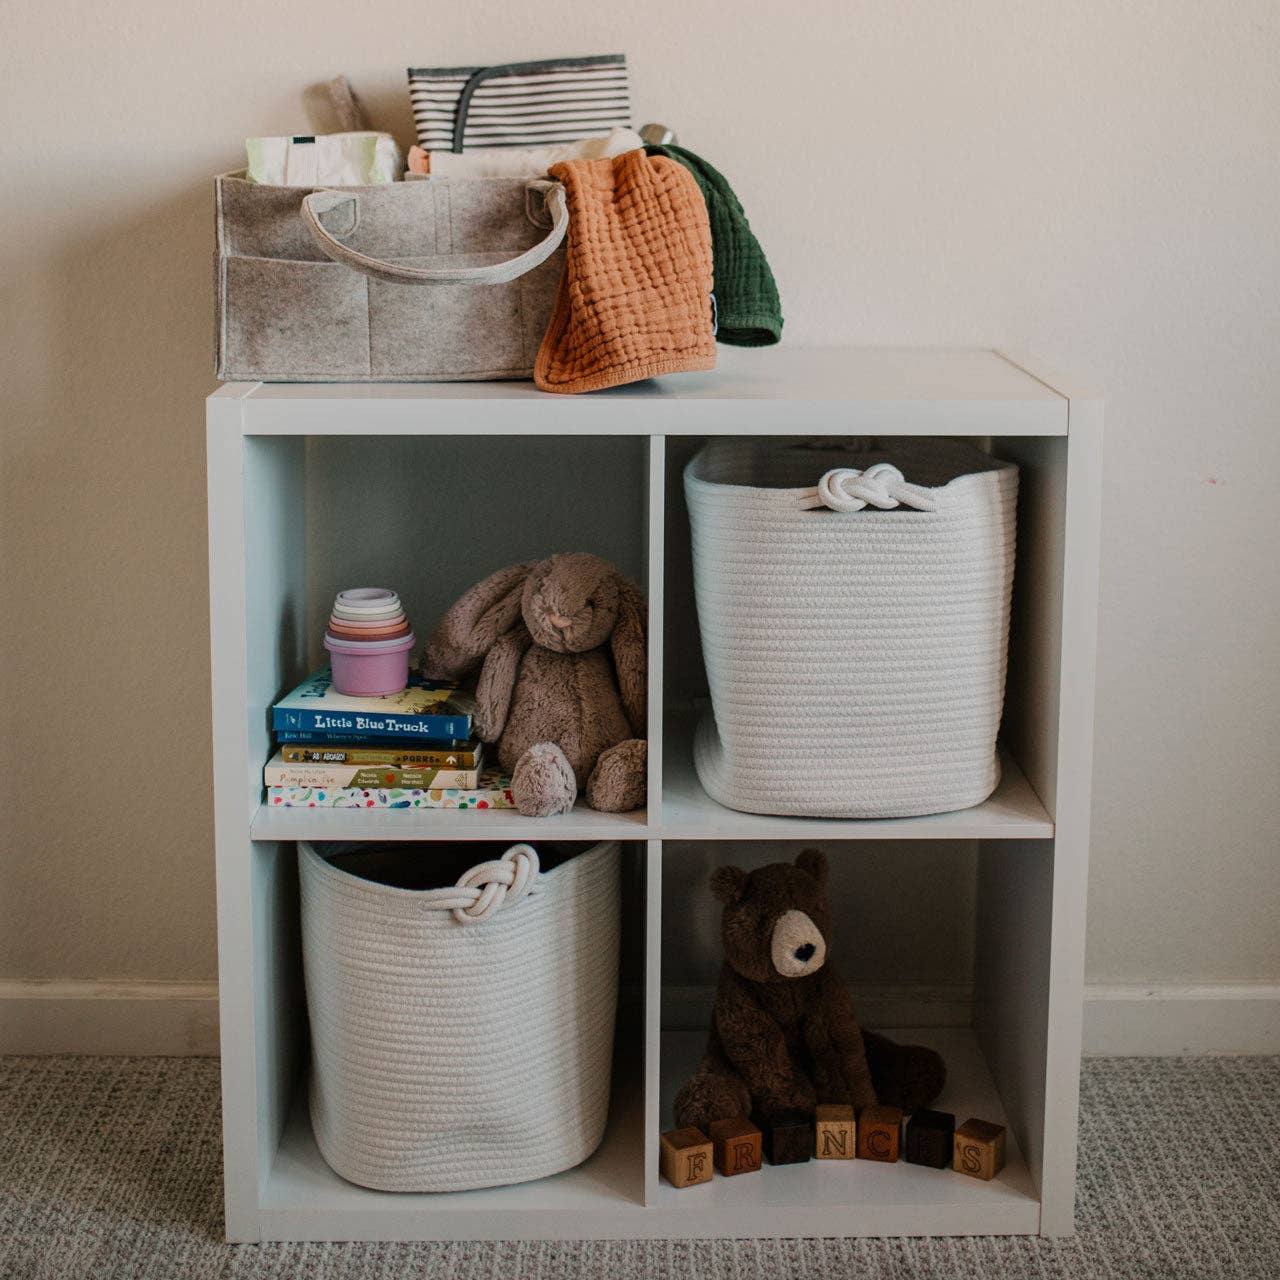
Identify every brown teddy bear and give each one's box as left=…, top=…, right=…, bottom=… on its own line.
left=423, top=552, right=646, bottom=817
left=674, top=849, right=946, bottom=1129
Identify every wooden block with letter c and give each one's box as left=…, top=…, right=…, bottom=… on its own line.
left=855, top=1105, right=902, bottom=1161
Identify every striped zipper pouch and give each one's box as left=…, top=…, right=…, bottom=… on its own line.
left=409, top=54, right=630, bottom=153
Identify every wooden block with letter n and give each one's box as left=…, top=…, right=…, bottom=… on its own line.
left=905, top=1109, right=955, bottom=1169
left=708, top=1117, right=763, bottom=1176
left=660, top=1127, right=713, bottom=1188
left=856, top=1105, right=902, bottom=1162
left=814, top=1104, right=856, bottom=1159
left=953, top=1118, right=1007, bottom=1181
left=757, top=1109, right=813, bottom=1165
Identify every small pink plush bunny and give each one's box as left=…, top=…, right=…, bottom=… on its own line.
left=423, top=553, right=647, bottom=816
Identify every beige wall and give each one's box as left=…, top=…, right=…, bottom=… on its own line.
left=3, top=1, right=1279, bottom=992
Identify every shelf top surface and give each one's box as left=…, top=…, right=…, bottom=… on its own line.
left=213, top=348, right=1070, bottom=437
left=249, top=721, right=1052, bottom=843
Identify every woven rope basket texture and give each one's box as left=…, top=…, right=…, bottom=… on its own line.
left=685, top=438, right=1019, bottom=819
left=299, top=839, right=621, bottom=1191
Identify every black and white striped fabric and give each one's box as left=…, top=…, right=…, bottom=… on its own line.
left=408, top=54, right=630, bottom=153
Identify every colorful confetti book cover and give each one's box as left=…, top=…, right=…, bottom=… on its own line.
left=267, top=770, right=515, bottom=810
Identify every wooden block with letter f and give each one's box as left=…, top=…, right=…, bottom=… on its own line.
left=814, top=1104, right=856, bottom=1159
left=660, top=1127, right=713, bottom=1188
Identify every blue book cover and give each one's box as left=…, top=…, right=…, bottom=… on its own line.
left=272, top=668, right=475, bottom=741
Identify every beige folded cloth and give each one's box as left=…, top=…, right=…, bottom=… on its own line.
left=410, top=127, right=644, bottom=180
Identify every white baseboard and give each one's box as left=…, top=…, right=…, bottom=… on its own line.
left=0, top=980, right=220, bottom=1056
left=1082, top=982, right=1280, bottom=1056
left=2, top=978, right=1276, bottom=1059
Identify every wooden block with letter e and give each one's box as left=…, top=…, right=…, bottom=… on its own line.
left=905, top=1109, right=955, bottom=1169
left=814, top=1104, right=856, bottom=1159
left=856, top=1105, right=902, bottom=1162
left=660, top=1127, right=713, bottom=1188
left=953, top=1118, right=1007, bottom=1180
left=757, top=1109, right=813, bottom=1165
left=708, top=1117, right=762, bottom=1176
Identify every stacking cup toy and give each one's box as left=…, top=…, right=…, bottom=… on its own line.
left=323, top=588, right=415, bottom=696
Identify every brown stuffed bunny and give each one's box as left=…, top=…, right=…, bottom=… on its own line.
left=423, top=553, right=646, bottom=817
left=674, top=849, right=946, bottom=1129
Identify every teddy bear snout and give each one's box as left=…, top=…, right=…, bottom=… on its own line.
left=770, top=909, right=827, bottom=978
left=547, top=613, right=573, bottom=629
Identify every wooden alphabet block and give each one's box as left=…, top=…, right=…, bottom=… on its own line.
left=660, top=1126, right=713, bottom=1188
left=814, top=1104, right=856, bottom=1159
left=953, top=1118, right=1007, bottom=1181
left=905, top=1109, right=955, bottom=1169
left=708, top=1117, right=763, bottom=1176
left=855, top=1105, right=902, bottom=1161
left=757, top=1109, right=813, bottom=1165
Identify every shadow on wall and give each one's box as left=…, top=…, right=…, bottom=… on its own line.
left=1, top=176, right=221, bottom=977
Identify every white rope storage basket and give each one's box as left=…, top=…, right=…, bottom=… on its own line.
left=685, top=438, right=1018, bottom=818
left=298, top=839, right=620, bottom=1191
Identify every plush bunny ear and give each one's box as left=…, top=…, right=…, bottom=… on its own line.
left=610, top=576, right=648, bottom=735
left=795, top=848, right=829, bottom=886
left=422, top=561, right=538, bottom=680
left=711, top=865, right=748, bottom=904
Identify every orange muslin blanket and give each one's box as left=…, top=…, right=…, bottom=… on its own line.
left=534, top=150, right=716, bottom=394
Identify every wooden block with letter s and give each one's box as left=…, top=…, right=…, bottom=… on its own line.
left=660, top=1126, right=714, bottom=1188
left=953, top=1117, right=1007, bottom=1180
left=814, top=1104, right=856, bottom=1159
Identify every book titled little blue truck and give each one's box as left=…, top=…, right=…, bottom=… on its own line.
left=272, top=669, right=475, bottom=741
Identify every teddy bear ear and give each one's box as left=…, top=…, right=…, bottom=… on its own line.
left=795, top=848, right=829, bottom=886
left=710, top=865, right=748, bottom=904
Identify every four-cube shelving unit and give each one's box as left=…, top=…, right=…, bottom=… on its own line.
left=206, top=347, right=1102, bottom=1242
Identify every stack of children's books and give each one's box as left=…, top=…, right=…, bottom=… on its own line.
left=264, top=669, right=514, bottom=810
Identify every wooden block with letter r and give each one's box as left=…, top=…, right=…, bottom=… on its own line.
left=660, top=1126, right=713, bottom=1188
left=953, top=1117, right=1007, bottom=1180
left=856, top=1105, right=902, bottom=1161
left=814, top=1104, right=856, bottom=1159
left=708, top=1117, right=763, bottom=1176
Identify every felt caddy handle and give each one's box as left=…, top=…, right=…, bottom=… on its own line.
left=299, top=180, right=569, bottom=286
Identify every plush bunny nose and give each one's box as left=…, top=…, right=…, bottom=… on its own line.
left=794, top=943, right=816, bottom=963
left=547, top=613, right=572, bottom=629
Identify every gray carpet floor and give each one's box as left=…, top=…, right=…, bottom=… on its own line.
left=1, top=1056, right=1277, bottom=1278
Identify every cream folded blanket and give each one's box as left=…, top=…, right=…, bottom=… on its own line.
left=407, top=127, right=644, bottom=179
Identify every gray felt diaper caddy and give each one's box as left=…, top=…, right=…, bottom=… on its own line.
left=214, top=173, right=567, bottom=381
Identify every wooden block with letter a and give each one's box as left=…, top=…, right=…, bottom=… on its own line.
left=814, top=1104, right=856, bottom=1159
left=708, top=1117, right=762, bottom=1175
left=659, top=1127, right=713, bottom=1188
left=856, top=1105, right=902, bottom=1161
left=757, top=1109, right=813, bottom=1165
left=953, top=1117, right=1007, bottom=1180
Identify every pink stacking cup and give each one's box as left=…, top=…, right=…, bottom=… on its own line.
left=324, top=631, right=416, bottom=697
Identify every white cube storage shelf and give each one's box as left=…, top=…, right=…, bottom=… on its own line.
left=207, top=348, right=1102, bottom=1243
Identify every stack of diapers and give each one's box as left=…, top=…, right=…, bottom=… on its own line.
left=245, top=132, right=402, bottom=186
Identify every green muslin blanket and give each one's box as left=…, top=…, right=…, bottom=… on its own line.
left=645, top=143, right=782, bottom=347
